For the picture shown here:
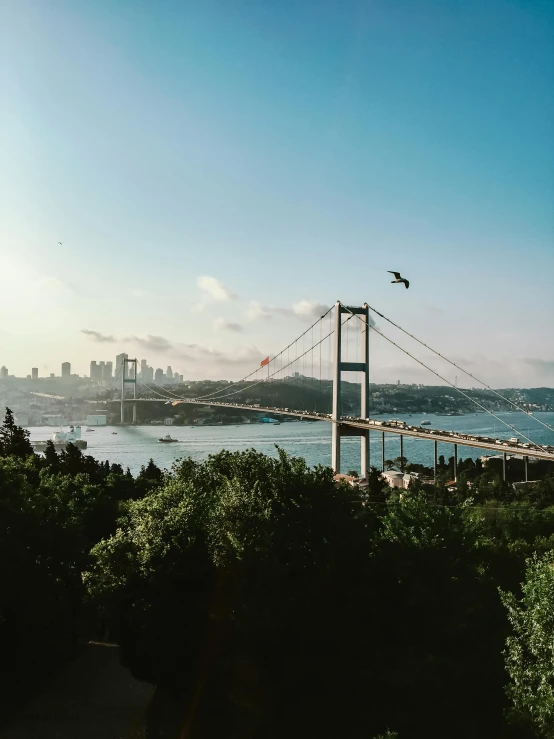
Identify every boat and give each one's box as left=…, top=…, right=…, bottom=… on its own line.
left=111, top=432, right=117, bottom=435
left=86, top=428, right=95, bottom=432
left=32, top=425, right=87, bottom=452
left=420, top=420, right=431, bottom=426
left=159, top=434, right=179, bottom=443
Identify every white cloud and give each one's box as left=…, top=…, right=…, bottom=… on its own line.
left=246, top=299, right=330, bottom=322
left=292, top=300, right=330, bottom=320
left=197, top=275, right=237, bottom=302
left=213, top=317, right=244, bottom=333
left=37, top=276, right=75, bottom=296
left=245, top=301, right=274, bottom=321
left=191, top=302, right=205, bottom=314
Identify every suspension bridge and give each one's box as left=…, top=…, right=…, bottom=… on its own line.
left=33, top=300, right=554, bottom=481
left=109, top=300, right=554, bottom=481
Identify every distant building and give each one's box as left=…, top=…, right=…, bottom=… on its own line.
left=90, top=361, right=102, bottom=381
left=164, top=418, right=175, bottom=426
left=154, top=368, right=164, bottom=384
left=43, top=414, right=65, bottom=426
left=139, top=360, right=154, bottom=383
left=115, top=353, right=128, bottom=379
left=166, top=366, right=173, bottom=380
left=31, top=368, right=38, bottom=380
left=103, top=361, right=113, bottom=380
left=0, top=366, right=8, bottom=379
left=87, top=414, right=107, bottom=426
left=382, top=471, right=405, bottom=488
left=61, top=362, right=71, bottom=378
left=50, top=373, right=55, bottom=378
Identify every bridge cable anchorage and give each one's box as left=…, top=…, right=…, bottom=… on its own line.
left=364, top=302, right=554, bottom=435
left=163, top=314, right=352, bottom=406
left=339, top=303, right=545, bottom=451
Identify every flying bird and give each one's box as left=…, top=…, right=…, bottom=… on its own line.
left=58, top=242, right=62, bottom=245
left=388, top=271, right=409, bottom=289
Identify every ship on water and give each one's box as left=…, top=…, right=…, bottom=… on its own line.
left=32, top=425, right=87, bottom=452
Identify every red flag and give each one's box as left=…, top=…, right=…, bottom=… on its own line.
left=260, top=356, right=270, bottom=367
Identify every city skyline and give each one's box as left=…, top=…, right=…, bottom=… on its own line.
left=1, top=0, right=553, bottom=387
left=0, top=355, right=184, bottom=383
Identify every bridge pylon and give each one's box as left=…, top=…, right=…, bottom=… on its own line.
left=120, top=357, right=138, bottom=424
left=332, top=301, right=370, bottom=478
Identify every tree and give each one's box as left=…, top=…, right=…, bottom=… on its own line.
left=393, top=455, right=407, bottom=472
left=384, top=458, right=396, bottom=470
left=43, top=439, right=59, bottom=469
left=86, top=449, right=377, bottom=738
left=0, top=408, right=33, bottom=459
left=501, top=550, right=554, bottom=736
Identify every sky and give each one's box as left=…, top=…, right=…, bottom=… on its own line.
left=1, top=0, right=553, bottom=387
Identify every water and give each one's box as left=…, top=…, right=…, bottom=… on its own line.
left=27, top=412, right=554, bottom=476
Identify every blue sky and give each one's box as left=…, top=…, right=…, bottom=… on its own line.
left=1, top=0, right=553, bottom=385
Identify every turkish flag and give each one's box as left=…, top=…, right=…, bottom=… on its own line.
left=260, top=356, right=270, bottom=367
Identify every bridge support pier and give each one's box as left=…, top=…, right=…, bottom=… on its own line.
left=503, top=452, right=507, bottom=482
left=121, top=358, right=138, bottom=425
left=453, top=444, right=457, bottom=482
left=434, top=440, right=438, bottom=484
left=382, top=432, right=385, bottom=472
left=525, top=455, right=528, bottom=482
left=331, top=301, right=371, bottom=478
left=400, top=435, right=404, bottom=470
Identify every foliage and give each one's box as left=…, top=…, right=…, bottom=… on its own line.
left=0, top=408, right=33, bottom=458
left=2, top=405, right=554, bottom=737
left=501, top=550, right=554, bottom=737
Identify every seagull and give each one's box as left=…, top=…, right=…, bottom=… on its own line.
left=388, top=271, right=409, bottom=289
left=58, top=242, right=62, bottom=245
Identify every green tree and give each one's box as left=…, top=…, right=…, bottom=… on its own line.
left=0, top=408, right=33, bottom=459
left=501, top=550, right=554, bottom=737
left=393, top=455, right=407, bottom=472
left=43, top=439, right=59, bottom=469
left=86, top=449, right=377, bottom=738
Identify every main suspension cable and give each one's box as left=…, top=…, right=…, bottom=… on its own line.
left=340, top=304, right=543, bottom=451
left=365, top=302, right=554, bottom=435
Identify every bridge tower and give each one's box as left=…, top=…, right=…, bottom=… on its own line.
left=120, top=357, right=138, bottom=424
left=332, top=301, right=370, bottom=478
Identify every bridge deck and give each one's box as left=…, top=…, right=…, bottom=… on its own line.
left=110, top=398, right=554, bottom=462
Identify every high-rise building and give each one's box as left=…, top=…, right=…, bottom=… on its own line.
left=154, top=368, right=164, bottom=384
left=0, top=366, right=8, bottom=379
left=31, top=368, right=38, bottom=380
left=115, top=353, right=128, bottom=379
left=166, top=366, right=173, bottom=380
left=61, top=362, right=71, bottom=378
left=103, top=361, right=113, bottom=380
left=143, top=365, right=154, bottom=382
left=138, top=360, right=154, bottom=383
left=90, top=361, right=102, bottom=381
